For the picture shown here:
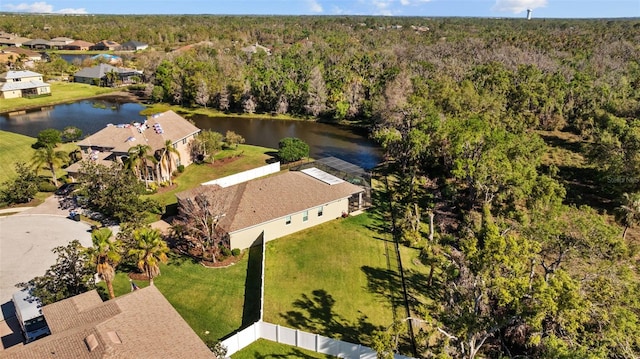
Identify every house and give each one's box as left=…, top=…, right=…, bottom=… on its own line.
left=66, top=110, right=201, bottom=182
left=73, top=63, right=141, bottom=86
left=0, top=47, right=43, bottom=69
left=63, top=40, right=94, bottom=51
left=176, top=168, right=365, bottom=250
left=48, top=36, right=75, bottom=49
left=90, top=40, right=120, bottom=51
left=22, top=38, right=51, bottom=50
left=0, top=70, right=51, bottom=99
left=0, top=32, right=31, bottom=47
left=120, top=40, right=148, bottom=51
left=2, top=286, right=215, bottom=358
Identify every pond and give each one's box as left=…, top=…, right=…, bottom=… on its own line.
left=0, top=98, right=382, bottom=169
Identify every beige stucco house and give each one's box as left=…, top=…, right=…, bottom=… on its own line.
left=66, top=110, right=200, bottom=182
left=176, top=168, right=365, bottom=250
left=0, top=70, right=50, bottom=99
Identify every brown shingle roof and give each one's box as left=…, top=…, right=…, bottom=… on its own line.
left=3, top=286, right=214, bottom=359
left=177, top=170, right=363, bottom=233
left=76, top=110, right=200, bottom=153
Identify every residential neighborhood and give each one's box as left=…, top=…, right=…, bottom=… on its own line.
left=1, top=8, right=639, bottom=359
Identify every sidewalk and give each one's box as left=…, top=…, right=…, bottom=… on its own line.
left=0, top=207, right=33, bottom=215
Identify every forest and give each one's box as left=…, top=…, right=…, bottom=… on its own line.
left=3, top=14, right=640, bottom=358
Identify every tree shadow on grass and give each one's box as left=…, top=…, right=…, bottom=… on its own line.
left=280, top=289, right=384, bottom=345
left=361, top=266, right=442, bottom=315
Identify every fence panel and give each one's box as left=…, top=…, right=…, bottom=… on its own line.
left=297, top=331, right=317, bottom=352
left=202, top=162, right=280, bottom=187
left=220, top=322, right=260, bottom=356
left=338, top=340, right=360, bottom=359
left=358, top=345, right=378, bottom=359
left=278, top=326, right=297, bottom=346
left=317, top=336, right=340, bottom=357
left=260, top=321, right=278, bottom=342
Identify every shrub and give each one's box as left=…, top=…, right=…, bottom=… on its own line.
left=177, top=164, right=185, bottom=173
left=146, top=182, right=158, bottom=193
left=231, top=248, right=241, bottom=257
left=38, top=181, right=57, bottom=192
left=220, top=246, right=231, bottom=258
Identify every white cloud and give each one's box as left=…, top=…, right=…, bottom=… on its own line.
left=372, top=0, right=393, bottom=15
left=3, top=1, right=86, bottom=14
left=307, top=0, right=323, bottom=13
left=493, top=0, right=547, bottom=13
left=56, top=7, right=87, bottom=14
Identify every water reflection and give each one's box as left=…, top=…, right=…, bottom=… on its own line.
left=191, top=115, right=381, bottom=169
left=1, top=98, right=381, bottom=169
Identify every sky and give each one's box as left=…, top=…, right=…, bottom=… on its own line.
left=0, top=0, right=638, bottom=18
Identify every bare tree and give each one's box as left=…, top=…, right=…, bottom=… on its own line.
left=173, top=186, right=234, bottom=262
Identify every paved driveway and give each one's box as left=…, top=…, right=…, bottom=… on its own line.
left=0, top=196, right=92, bottom=321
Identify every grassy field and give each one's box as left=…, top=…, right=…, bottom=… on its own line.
left=145, top=144, right=275, bottom=210
left=0, top=130, right=80, bottom=185
left=0, top=82, right=119, bottom=113
left=231, top=339, right=334, bottom=359
left=108, top=253, right=250, bottom=342
left=142, top=103, right=313, bottom=122
left=263, top=212, right=415, bottom=347
left=0, top=131, right=36, bottom=183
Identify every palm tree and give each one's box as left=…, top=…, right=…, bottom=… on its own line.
left=616, top=192, right=640, bottom=239
left=126, top=144, right=157, bottom=187
left=159, top=140, right=180, bottom=185
left=128, top=228, right=169, bottom=286
left=86, top=228, right=121, bottom=299
left=31, top=146, right=68, bottom=187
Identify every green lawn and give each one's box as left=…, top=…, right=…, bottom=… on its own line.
left=231, top=339, right=334, bottom=359
left=0, top=131, right=36, bottom=183
left=108, top=252, right=250, bottom=342
left=101, top=211, right=424, bottom=351
left=264, top=213, right=405, bottom=347
left=0, top=130, right=80, bottom=185
left=146, top=144, right=275, bottom=208
left=0, top=82, right=119, bottom=113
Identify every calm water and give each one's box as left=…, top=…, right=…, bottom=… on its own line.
left=0, top=99, right=381, bottom=169
left=192, top=115, right=381, bottom=169
left=0, top=98, right=146, bottom=137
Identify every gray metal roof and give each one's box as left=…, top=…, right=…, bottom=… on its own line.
left=0, top=70, right=42, bottom=79
left=0, top=80, right=50, bottom=91
left=73, top=63, right=141, bottom=79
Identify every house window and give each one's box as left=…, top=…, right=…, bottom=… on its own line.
left=303, top=211, right=308, bottom=222
left=285, top=216, right=292, bottom=225
left=182, top=138, right=187, bottom=145
left=318, top=206, right=323, bottom=217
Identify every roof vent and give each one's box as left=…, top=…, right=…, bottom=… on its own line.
left=84, top=334, right=99, bottom=352
left=107, top=331, right=122, bottom=344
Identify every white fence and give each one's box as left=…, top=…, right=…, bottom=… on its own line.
left=202, top=162, right=280, bottom=187
left=221, top=321, right=414, bottom=359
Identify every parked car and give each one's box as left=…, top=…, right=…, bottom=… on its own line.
left=54, top=183, right=79, bottom=195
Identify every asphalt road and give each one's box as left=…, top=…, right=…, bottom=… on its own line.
left=0, top=195, right=93, bottom=320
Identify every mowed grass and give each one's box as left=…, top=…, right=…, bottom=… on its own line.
left=264, top=213, right=398, bottom=347
left=231, top=339, right=334, bottom=359
left=146, top=144, right=275, bottom=207
left=0, top=130, right=80, bottom=185
left=108, top=253, right=249, bottom=342
left=0, top=82, right=118, bottom=113
left=0, top=131, right=36, bottom=183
